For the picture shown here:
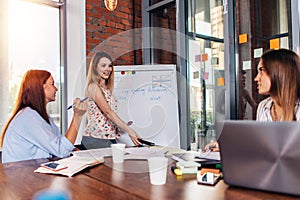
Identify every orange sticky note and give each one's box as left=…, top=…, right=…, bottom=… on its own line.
left=201, top=54, right=208, bottom=62
left=217, top=77, right=225, bottom=86
left=239, top=34, right=248, bottom=44
left=270, top=38, right=280, bottom=50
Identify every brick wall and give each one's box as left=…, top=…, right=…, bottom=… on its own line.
left=86, top=0, right=143, bottom=66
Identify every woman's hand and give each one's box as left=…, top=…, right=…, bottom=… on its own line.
left=73, top=98, right=87, bottom=117
left=204, top=141, right=220, bottom=152
left=128, top=130, right=142, bottom=146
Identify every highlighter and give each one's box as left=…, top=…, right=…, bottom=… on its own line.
left=171, top=166, right=183, bottom=176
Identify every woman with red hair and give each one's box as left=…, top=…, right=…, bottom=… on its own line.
left=1, top=69, right=87, bottom=163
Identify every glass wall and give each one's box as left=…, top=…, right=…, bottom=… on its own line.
left=236, top=0, right=291, bottom=120
left=148, top=1, right=177, bottom=64
left=187, top=0, right=224, bottom=151
left=142, top=0, right=296, bottom=150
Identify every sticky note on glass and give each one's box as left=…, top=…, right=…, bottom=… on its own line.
left=270, top=38, right=280, bottom=50
left=239, top=34, right=248, bottom=44
left=243, top=60, right=251, bottom=70
left=202, top=72, right=209, bottom=80
left=211, top=57, right=219, bottom=65
left=254, top=48, right=263, bottom=58
left=217, top=77, right=225, bottom=86
left=193, top=71, right=199, bottom=79
left=195, top=55, right=201, bottom=62
left=201, top=54, right=208, bottom=62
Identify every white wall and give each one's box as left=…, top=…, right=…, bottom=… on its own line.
left=66, top=0, right=86, bottom=144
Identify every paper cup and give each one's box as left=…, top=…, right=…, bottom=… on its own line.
left=111, top=143, right=126, bottom=163
left=147, top=157, right=168, bottom=185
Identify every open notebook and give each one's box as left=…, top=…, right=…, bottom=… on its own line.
left=219, top=120, right=300, bottom=196
left=34, top=156, right=104, bottom=177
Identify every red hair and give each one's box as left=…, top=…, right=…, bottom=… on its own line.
left=1, top=70, right=51, bottom=147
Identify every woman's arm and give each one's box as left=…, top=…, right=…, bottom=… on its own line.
left=65, top=98, right=87, bottom=143
left=88, top=83, right=141, bottom=145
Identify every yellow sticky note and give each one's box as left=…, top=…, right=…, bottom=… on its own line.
left=217, top=77, right=225, bottom=86
left=201, top=54, right=208, bottom=62
left=239, top=34, right=248, bottom=44
left=270, top=38, right=280, bottom=50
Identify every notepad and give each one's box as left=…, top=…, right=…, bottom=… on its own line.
left=171, top=151, right=220, bottom=164
left=34, top=156, right=104, bottom=177
left=124, top=147, right=166, bottom=160
left=71, top=147, right=112, bottom=159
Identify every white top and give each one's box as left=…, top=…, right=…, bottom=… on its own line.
left=2, top=107, right=74, bottom=163
left=256, top=97, right=300, bottom=121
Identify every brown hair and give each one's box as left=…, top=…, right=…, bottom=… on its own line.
left=261, top=49, right=300, bottom=121
left=0, top=70, right=51, bottom=147
left=85, top=52, right=114, bottom=96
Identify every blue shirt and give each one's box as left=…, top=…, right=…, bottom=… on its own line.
left=2, top=107, right=75, bottom=163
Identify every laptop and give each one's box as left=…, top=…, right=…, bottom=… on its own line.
left=219, top=120, right=300, bottom=196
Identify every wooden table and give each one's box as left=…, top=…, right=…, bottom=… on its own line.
left=1, top=157, right=300, bottom=200
left=0, top=159, right=141, bottom=200
left=85, top=157, right=300, bottom=200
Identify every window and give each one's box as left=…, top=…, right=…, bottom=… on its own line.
left=1, top=0, right=63, bottom=131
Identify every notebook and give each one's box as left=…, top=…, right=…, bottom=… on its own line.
left=219, top=120, right=300, bottom=196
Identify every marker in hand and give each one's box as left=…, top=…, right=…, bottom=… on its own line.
left=67, top=97, right=88, bottom=110
left=137, top=138, right=155, bottom=146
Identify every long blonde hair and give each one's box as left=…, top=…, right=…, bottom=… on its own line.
left=261, top=49, right=300, bottom=121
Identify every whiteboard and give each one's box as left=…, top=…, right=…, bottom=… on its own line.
left=114, top=65, right=180, bottom=148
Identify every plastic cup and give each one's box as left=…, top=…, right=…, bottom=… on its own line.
left=147, top=157, right=168, bottom=185
left=111, top=143, right=126, bottom=163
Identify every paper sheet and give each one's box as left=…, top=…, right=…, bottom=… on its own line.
left=71, top=147, right=112, bottom=159
left=124, top=147, right=166, bottom=160
left=196, top=151, right=221, bottom=161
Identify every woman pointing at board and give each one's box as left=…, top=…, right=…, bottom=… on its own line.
left=82, top=52, right=141, bottom=149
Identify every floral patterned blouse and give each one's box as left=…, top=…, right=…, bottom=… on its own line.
left=84, top=87, right=119, bottom=139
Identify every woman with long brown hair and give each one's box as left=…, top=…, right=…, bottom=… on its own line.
left=205, top=48, right=300, bottom=152
left=1, top=70, right=87, bottom=163
left=255, top=48, right=300, bottom=121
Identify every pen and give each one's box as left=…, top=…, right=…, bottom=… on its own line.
left=67, top=97, right=88, bottom=110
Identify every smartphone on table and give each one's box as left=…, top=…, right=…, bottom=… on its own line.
left=41, top=162, right=68, bottom=171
